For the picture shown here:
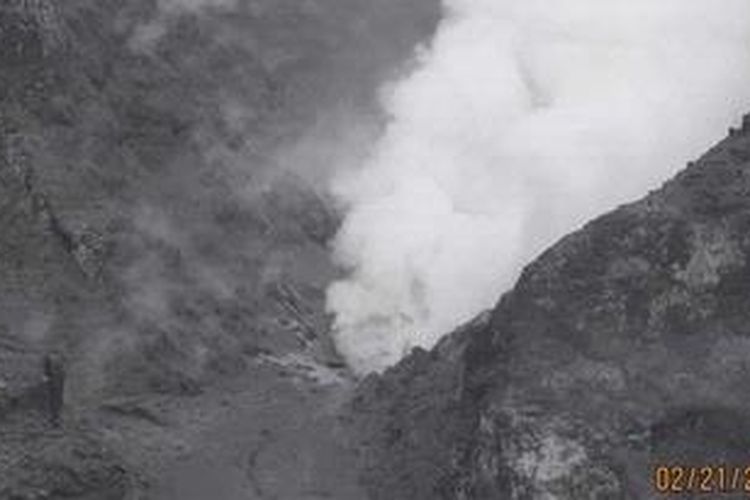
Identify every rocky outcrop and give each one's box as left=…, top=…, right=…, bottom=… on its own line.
left=352, top=114, right=750, bottom=499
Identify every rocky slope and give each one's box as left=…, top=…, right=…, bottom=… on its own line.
left=0, top=0, right=440, bottom=497
left=352, top=116, right=750, bottom=499
left=0, top=0, right=441, bottom=398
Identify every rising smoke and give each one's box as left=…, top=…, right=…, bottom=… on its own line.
left=328, top=0, right=750, bottom=372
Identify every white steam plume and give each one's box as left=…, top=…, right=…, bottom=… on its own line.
left=327, top=0, right=750, bottom=372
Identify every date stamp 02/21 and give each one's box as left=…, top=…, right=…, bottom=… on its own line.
left=654, top=465, right=750, bottom=495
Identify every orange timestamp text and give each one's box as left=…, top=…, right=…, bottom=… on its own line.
left=654, top=464, right=750, bottom=495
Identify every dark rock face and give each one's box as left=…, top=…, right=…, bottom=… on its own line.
left=353, top=117, right=750, bottom=499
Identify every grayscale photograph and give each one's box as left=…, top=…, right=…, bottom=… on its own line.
left=1, top=0, right=750, bottom=498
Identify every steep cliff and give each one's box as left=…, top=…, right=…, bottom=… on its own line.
left=352, top=115, right=750, bottom=499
